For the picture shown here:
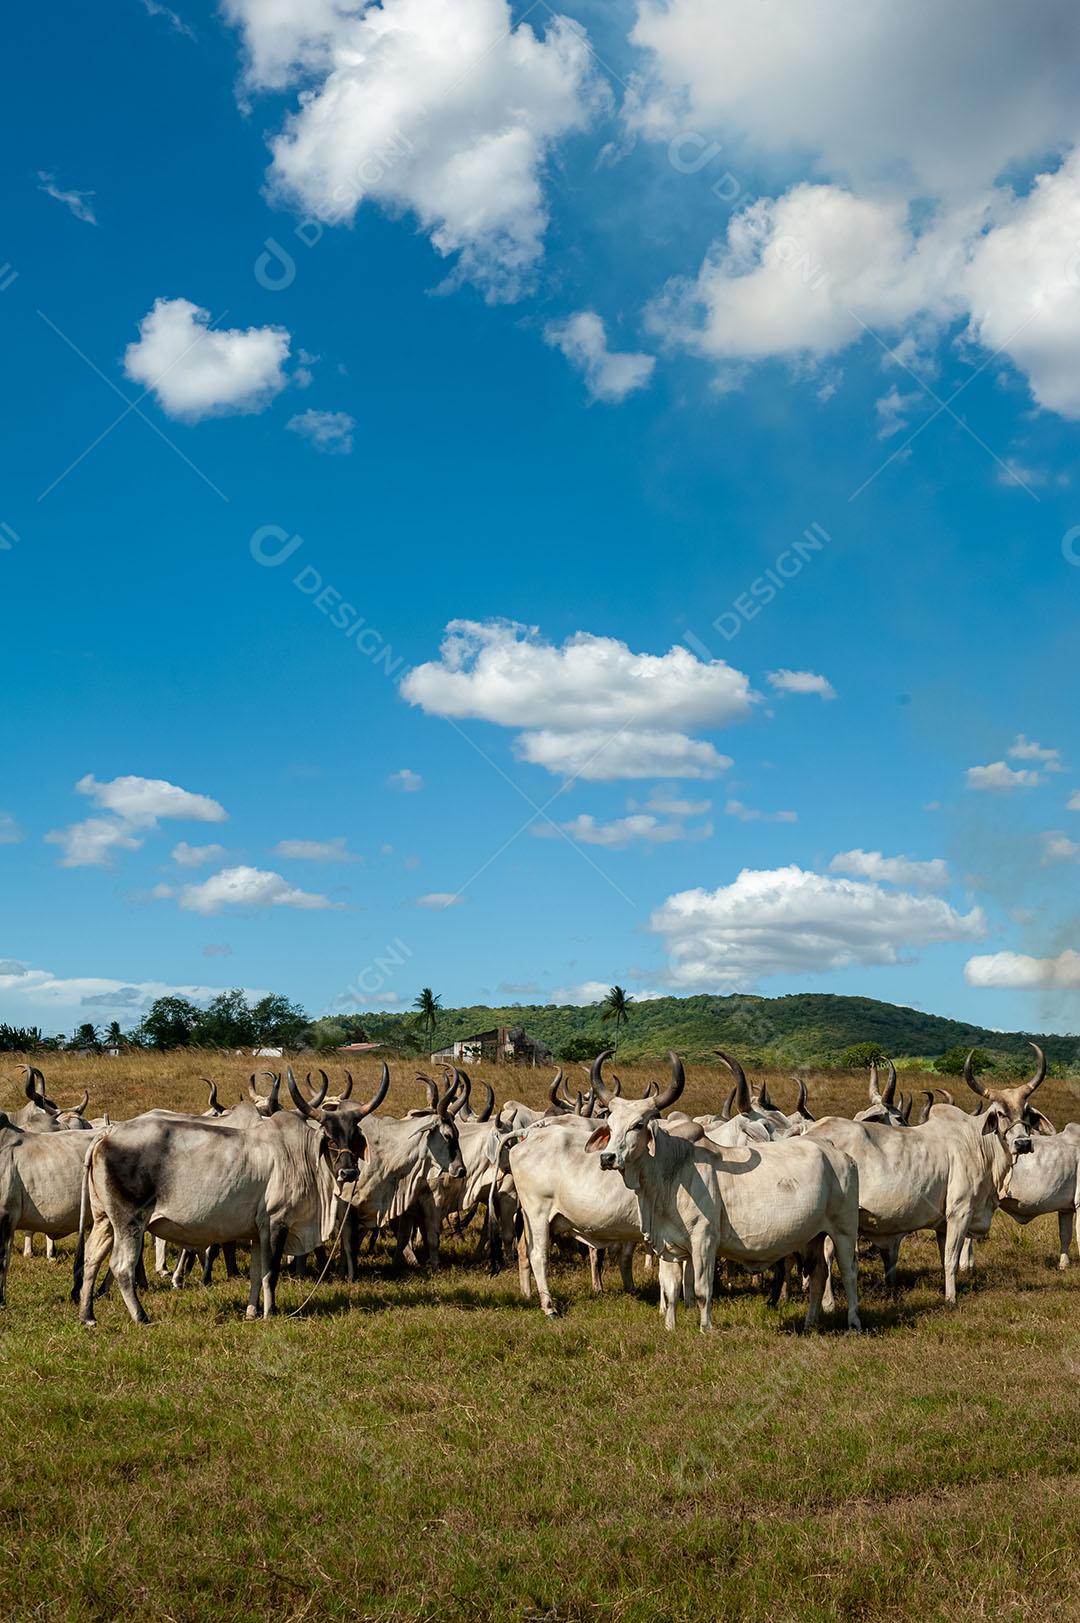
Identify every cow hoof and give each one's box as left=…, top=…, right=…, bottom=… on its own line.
left=542, top=1305, right=559, bottom=1319
left=244, top=1307, right=258, bottom=1321
left=81, top=1318, right=97, bottom=1329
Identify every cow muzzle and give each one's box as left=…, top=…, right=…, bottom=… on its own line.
left=599, top=1152, right=619, bottom=1171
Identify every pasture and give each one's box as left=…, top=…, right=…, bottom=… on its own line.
left=4, top=1052, right=1080, bottom=1622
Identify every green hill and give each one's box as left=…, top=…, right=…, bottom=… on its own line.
left=351, top=992, right=1080, bottom=1071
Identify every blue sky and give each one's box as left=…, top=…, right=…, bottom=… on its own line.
left=3, top=0, right=1080, bottom=1037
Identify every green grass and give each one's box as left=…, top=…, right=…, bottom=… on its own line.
left=4, top=1055, right=1080, bottom=1620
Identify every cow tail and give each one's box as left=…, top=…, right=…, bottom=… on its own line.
left=70, top=1137, right=96, bottom=1303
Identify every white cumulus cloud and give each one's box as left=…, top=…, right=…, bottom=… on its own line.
left=123, top=297, right=291, bottom=421
left=965, top=949, right=1080, bottom=990
left=534, top=810, right=710, bottom=849
left=767, top=668, right=836, bottom=700
left=544, top=311, right=655, bottom=403
left=550, top=980, right=611, bottom=1005
left=651, top=864, right=985, bottom=989
left=401, top=619, right=752, bottom=782
left=226, top=0, right=606, bottom=300
left=829, top=849, right=950, bottom=890
left=1010, top=734, right=1062, bottom=769
left=46, top=774, right=228, bottom=869
left=725, top=799, right=797, bottom=824
left=272, top=837, right=359, bottom=862
left=966, top=761, right=1041, bottom=791
left=178, top=865, right=338, bottom=914
left=171, top=841, right=227, bottom=868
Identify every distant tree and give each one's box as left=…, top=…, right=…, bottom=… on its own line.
left=413, top=987, right=442, bottom=1054
left=600, top=986, right=634, bottom=1054
left=0, top=1024, right=41, bottom=1053
left=308, top=1017, right=349, bottom=1054
left=68, top=1022, right=100, bottom=1052
left=839, top=1042, right=889, bottom=1069
left=557, top=1034, right=603, bottom=1063
left=936, top=1045, right=990, bottom=1077
left=137, top=995, right=201, bottom=1050
left=191, top=990, right=256, bottom=1049
left=250, top=993, right=309, bottom=1049
left=104, top=1020, right=125, bottom=1048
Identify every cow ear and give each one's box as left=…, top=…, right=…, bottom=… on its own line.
left=981, top=1107, right=1002, bottom=1135
left=1029, top=1110, right=1056, bottom=1136
left=646, top=1123, right=658, bottom=1156
left=584, top=1126, right=610, bottom=1153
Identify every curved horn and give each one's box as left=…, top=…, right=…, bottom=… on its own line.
left=305, top=1069, right=329, bottom=1109
left=918, top=1090, right=935, bottom=1125
left=939, top=1088, right=955, bottom=1106
left=882, top=1058, right=898, bottom=1107
left=868, top=1062, right=884, bottom=1108
left=357, top=1061, right=390, bottom=1119
left=474, top=1081, right=495, bottom=1124
left=720, top=1085, right=736, bottom=1121
left=288, top=1066, right=318, bottom=1119
left=900, top=1092, right=913, bottom=1124
left=716, top=1051, right=751, bottom=1115
left=963, top=1050, right=989, bottom=1099
left=652, top=1050, right=685, bottom=1113
left=66, top=1089, right=89, bottom=1117
left=1022, top=1041, right=1047, bottom=1099
left=248, top=1072, right=265, bottom=1106
left=205, top=1077, right=223, bottom=1112
left=264, top=1072, right=281, bottom=1113
left=590, top=1050, right=614, bottom=1107
left=449, top=1067, right=472, bottom=1117
left=644, top=1080, right=659, bottom=1100
left=610, top=1073, right=622, bottom=1098
left=756, top=1078, right=774, bottom=1111
left=792, top=1077, right=814, bottom=1120
left=22, top=1065, right=38, bottom=1103
left=574, top=1090, right=584, bottom=1115
left=415, top=1072, right=438, bottom=1110
left=548, top=1071, right=565, bottom=1108
left=339, top=1070, right=353, bottom=1101
left=435, top=1071, right=456, bottom=1122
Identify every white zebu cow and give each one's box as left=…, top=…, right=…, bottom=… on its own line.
left=0, top=1112, right=107, bottom=1303
left=582, top=1054, right=862, bottom=1333
left=806, top=1044, right=1048, bottom=1305
left=75, top=1099, right=362, bottom=1324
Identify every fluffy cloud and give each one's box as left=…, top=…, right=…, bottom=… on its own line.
left=227, top=0, right=605, bottom=299
left=965, top=949, right=1080, bottom=990
left=550, top=980, right=611, bottom=1005
left=287, top=409, right=355, bottom=454
left=534, top=810, right=711, bottom=849
left=272, top=837, right=359, bottom=862
left=650, top=864, right=985, bottom=988
left=1069, top=792, right=1080, bottom=812
left=171, top=841, right=226, bottom=868
left=1039, top=833, right=1079, bottom=864
left=123, top=298, right=291, bottom=420
left=641, top=793, right=711, bottom=817
left=0, top=813, right=23, bottom=845
left=829, top=849, right=950, bottom=890
left=178, top=866, right=338, bottom=914
left=629, top=0, right=1080, bottom=201
left=1010, top=734, right=1062, bottom=769
left=401, top=619, right=752, bottom=781
left=766, top=668, right=836, bottom=701
left=544, top=311, right=655, bottom=403
left=46, top=774, right=228, bottom=869
left=414, top=892, right=464, bottom=909
left=388, top=769, right=424, bottom=792
left=0, top=962, right=257, bottom=1021
left=966, top=761, right=1041, bottom=791
left=725, top=799, right=797, bottom=824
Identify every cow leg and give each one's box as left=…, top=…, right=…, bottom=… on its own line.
left=1058, top=1210, right=1073, bottom=1271
left=803, top=1236, right=828, bottom=1331
left=658, top=1258, right=680, bottom=1330
left=820, top=1235, right=837, bottom=1311
left=0, top=1216, right=13, bottom=1306
left=421, top=1194, right=442, bottom=1272
left=589, top=1246, right=604, bottom=1294
left=941, top=1218, right=967, bottom=1305
left=692, top=1243, right=718, bottom=1332
left=78, top=1218, right=114, bottom=1325
left=523, top=1213, right=558, bottom=1317
left=767, top=1259, right=787, bottom=1307
left=879, top=1238, right=901, bottom=1294
left=22, top=1233, right=34, bottom=1259
left=246, top=1234, right=265, bottom=1319
left=516, top=1229, right=532, bottom=1298
left=830, top=1230, right=862, bottom=1331
left=959, top=1237, right=974, bottom=1273
left=681, top=1259, right=695, bottom=1308
left=618, top=1243, right=635, bottom=1293
left=112, top=1218, right=151, bottom=1324
left=261, top=1223, right=290, bottom=1317
left=154, top=1237, right=170, bottom=1276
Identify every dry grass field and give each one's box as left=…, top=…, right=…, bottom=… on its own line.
left=3, top=1052, right=1080, bottom=1622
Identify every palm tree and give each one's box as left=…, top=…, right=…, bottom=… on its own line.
left=105, top=1020, right=124, bottom=1048
left=413, top=987, right=443, bottom=1055
left=600, top=985, right=634, bottom=1054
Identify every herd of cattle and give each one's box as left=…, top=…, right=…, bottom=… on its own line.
left=0, top=1043, right=1076, bottom=1331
